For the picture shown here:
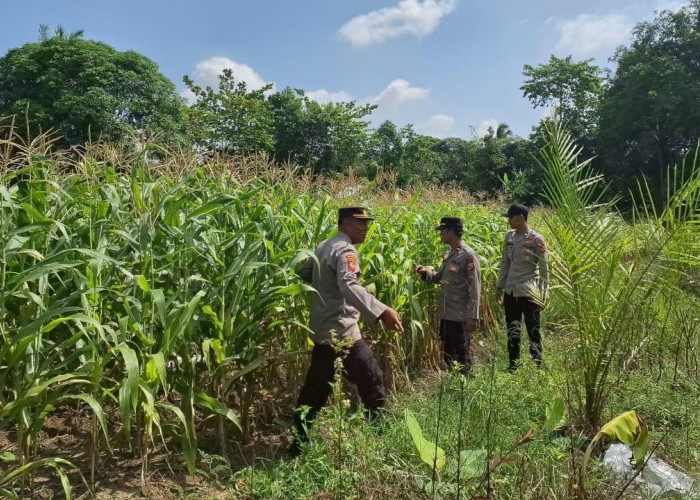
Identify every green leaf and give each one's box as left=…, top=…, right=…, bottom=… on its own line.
left=136, top=274, right=151, bottom=292
left=633, top=426, right=649, bottom=466
left=0, top=488, right=18, bottom=500
left=149, top=352, right=168, bottom=393
left=545, top=396, right=566, bottom=433
left=152, top=289, right=167, bottom=326
left=0, top=457, right=75, bottom=488
left=194, top=391, right=241, bottom=431
left=273, top=282, right=316, bottom=297
left=157, top=402, right=197, bottom=475
left=457, top=449, right=487, bottom=479
left=187, top=195, right=237, bottom=219
left=21, top=203, right=52, bottom=224
left=598, top=410, right=642, bottom=446
left=405, top=409, right=446, bottom=471
left=60, top=394, right=112, bottom=453
left=114, top=343, right=140, bottom=443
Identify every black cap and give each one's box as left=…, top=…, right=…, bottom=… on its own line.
left=435, top=217, right=463, bottom=231
left=338, top=206, right=374, bottom=224
left=501, top=203, right=529, bottom=218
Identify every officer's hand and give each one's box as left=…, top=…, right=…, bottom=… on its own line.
left=465, top=318, right=478, bottom=333
left=379, top=307, right=404, bottom=333
left=415, top=265, right=427, bottom=277
left=496, top=289, right=504, bottom=306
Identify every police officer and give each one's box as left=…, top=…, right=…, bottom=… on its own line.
left=495, top=203, right=548, bottom=372
left=415, top=217, right=481, bottom=375
left=290, top=206, right=404, bottom=456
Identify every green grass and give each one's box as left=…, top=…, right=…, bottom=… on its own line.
left=228, top=347, right=699, bottom=499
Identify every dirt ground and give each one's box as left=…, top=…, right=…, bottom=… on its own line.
left=0, top=403, right=294, bottom=499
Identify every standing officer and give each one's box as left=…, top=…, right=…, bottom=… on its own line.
left=415, top=217, right=481, bottom=375
left=495, top=203, right=548, bottom=372
left=290, top=206, right=404, bottom=457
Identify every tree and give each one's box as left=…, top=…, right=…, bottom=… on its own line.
left=0, top=33, right=186, bottom=147
left=399, top=125, right=442, bottom=185
left=184, top=69, right=275, bottom=154
left=268, top=86, right=307, bottom=164
left=298, top=99, right=375, bottom=175
left=597, top=1, right=700, bottom=205
left=521, top=55, right=604, bottom=148
left=365, top=120, right=403, bottom=178
left=38, top=24, right=84, bottom=41
left=432, top=137, right=474, bottom=185
left=495, top=122, right=513, bottom=140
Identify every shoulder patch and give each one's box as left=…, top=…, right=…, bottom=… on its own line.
left=466, top=253, right=475, bottom=270
left=538, top=240, right=547, bottom=253
left=346, top=253, right=358, bottom=272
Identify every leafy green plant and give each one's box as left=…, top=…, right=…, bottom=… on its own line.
left=536, top=118, right=700, bottom=433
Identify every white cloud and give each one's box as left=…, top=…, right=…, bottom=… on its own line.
left=371, top=79, right=429, bottom=108
left=306, top=89, right=354, bottom=104
left=338, top=0, right=457, bottom=47
left=292, top=79, right=428, bottom=109
left=180, top=88, right=198, bottom=104
left=654, top=0, right=686, bottom=13
left=181, top=56, right=272, bottom=102
left=423, top=114, right=455, bottom=138
left=476, top=119, right=499, bottom=137
left=553, top=14, right=632, bottom=56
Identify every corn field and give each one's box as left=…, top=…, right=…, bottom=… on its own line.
left=0, top=129, right=509, bottom=497
left=2, top=123, right=700, bottom=499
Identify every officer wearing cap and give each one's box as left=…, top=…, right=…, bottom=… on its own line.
left=496, top=203, right=548, bottom=372
left=415, top=217, right=481, bottom=375
left=290, top=206, right=404, bottom=456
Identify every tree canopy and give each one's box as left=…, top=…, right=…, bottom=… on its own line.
left=521, top=55, right=604, bottom=151
left=4, top=1, right=700, bottom=209
left=0, top=33, right=186, bottom=147
left=598, top=0, right=700, bottom=203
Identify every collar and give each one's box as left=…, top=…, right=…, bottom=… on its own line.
left=447, top=240, right=466, bottom=255
left=337, top=230, right=352, bottom=244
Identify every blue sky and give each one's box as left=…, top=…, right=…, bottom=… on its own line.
left=0, top=0, right=688, bottom=138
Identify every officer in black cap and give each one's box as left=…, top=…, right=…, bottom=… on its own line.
left=290, top=206, right=404, bottom=457
left=416, top=217, right=481, bottom=375
left=495, top=203, right=549, bottom=372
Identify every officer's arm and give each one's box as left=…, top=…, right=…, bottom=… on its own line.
left=465, top=253, right=481, bottom=320
left=424, top=266, right=443, bottom=284
left=297, top=256, right=314, bottom=284
left=496, top=235, right=511, bottom=290
left=336, top=248, right=386, bottom=321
